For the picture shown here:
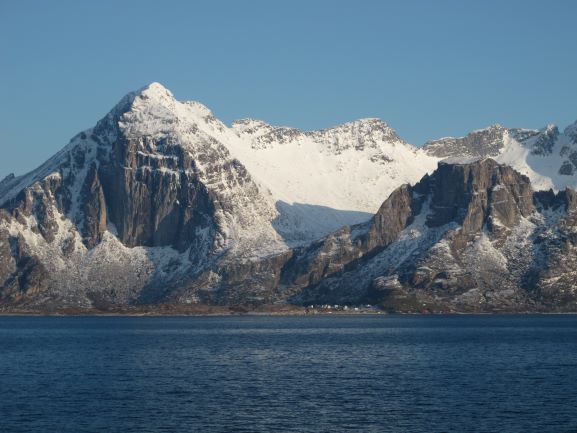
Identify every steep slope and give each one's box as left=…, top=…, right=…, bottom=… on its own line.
left=281, top=159, right=577, bottom=312
left=1, top=83, right=576, bottom=312
left=424, top=124, right=517, bottom=158
left=0, top=83, right=441, bottom=248
left=0, top=82, right=438, bottom=308
left=226, top=118, right=438, bottom=243
left=169, top=158, right=577, bottom=312
left=0, top=83, right=287, bottom=307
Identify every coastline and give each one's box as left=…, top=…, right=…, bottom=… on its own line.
left=1, top=304, right=576, bottom=317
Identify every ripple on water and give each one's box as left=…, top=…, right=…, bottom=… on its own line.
left=0, top=315, right=576, bottom=433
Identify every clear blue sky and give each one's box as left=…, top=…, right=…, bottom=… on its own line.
left=1, top=0, right=577, bottom=179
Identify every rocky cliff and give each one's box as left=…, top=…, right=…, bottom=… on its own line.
left=423, top=122, right=577, bottom=192
left=283, top=159, right=577, bottom=312
left=1, top=83, right=576, bottom=312
left=0, top=84, right=285, bottom=308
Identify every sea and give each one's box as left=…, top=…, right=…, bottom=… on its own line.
left=0, top=315, right=576, bottom=433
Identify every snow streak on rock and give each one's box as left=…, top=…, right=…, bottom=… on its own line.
left=1, top=82, right=577, bottom=312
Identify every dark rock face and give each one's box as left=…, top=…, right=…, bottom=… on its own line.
left=83, top=98, right=221, bottom=255
left=0, top=221, right=18, bottom=296
left=1, top=84, right=576, bottom=312
left=567, top=124, right=577, bottom=146
left=423, top=125, right=508, bottom=158
left=529, top=210, right=577, bottom=308
left=279, top=159, right=577, bottom=312
left=423, top=124, right=561, bottom=160
left=424, top=160, right=534, bottom=249
left=530, top=125, right=559, bottom=155
left=3, top=146, right=577, bottom=312
left=367, top=184, right=416, bottom=248
left=0, top=85, right=277, bottom=307
left=81, top=163, right=107, bottom=248
left=98, top=139, right=217, bottom=253
left=0, top=227, right=51, bottom=303
left=559, top=161, right=575, bottom=176
left=277, top=184, right=418, bottom=295
left=558, top=145, right=577, bottom=176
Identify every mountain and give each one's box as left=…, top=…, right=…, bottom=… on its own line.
left=423, top=122, right=577, bottom=191
left=286, top=158, right=577, bottom=312
left=228, top=117, right=439, bottom=244
left=0, top=83, right=436, bottom=309
left=1, top=83, right=576, bottom=312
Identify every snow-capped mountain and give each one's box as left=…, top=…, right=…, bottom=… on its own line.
left=285, top=158, right=577, bottom=312
left=423, top=122, right=577, bottom=191
left=0, top=83, right=440, bottom=246
left=0, top=83, right=438, bottom=308
left=227, top=116, right=439, bottom=243
left=0, top=83, right=286, bottom=306
left=1, top=82, right=576, bottom=312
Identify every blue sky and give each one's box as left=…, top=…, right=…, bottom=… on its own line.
left=1, top=0, right=577, bottom=178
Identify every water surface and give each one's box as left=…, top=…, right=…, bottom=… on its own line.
left=1, top=315, right=576, bottom=432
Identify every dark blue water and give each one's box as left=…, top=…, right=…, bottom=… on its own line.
left=1, top=315, right=576, bottom=433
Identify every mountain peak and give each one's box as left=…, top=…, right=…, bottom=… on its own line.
left=132, top=82, right=176, bottom=108
left=424, top=124, right=509, bottom=158
left=472, top=123, right=504, bottom=132
left=311, top=118, right=404, bottom=145
left=109, top=83, right=220, bottom=136
left=350, top=117, right=388, bottom=126
left=132, top=83, right=217, bottom=120
left=137, top=82, right=173, bottom=98
left=105, top=82, right=177, bottom=121
left=329, top=118, right=395, bottom=134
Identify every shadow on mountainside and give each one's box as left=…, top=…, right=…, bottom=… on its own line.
left=272, top=201, right=373, bottom=246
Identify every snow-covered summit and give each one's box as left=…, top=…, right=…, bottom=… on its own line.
left=2, top=82, right=577, bottom=312
left=424, top=120, right=577, bottom=192
left=136, top=81, right=175, bottom=101
left=307, top=118, right=407, bottom=153
left=99, top=83, right=439, bottom=240
left=232, top=116, right=407, bottom=152
left=225, top=115, right=438, bottom=214
left=424, top=124, right=509, bottom=158
left=4, top=82, right=577, bottom=248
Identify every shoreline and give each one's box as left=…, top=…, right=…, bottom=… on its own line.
left=1, top=307, right=576, bottom=317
